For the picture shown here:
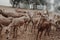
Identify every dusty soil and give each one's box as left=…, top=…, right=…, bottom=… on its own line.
left=41, top=30, right=60, bottom=40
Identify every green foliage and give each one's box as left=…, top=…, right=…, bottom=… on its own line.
left=40, top=0, right=47, bottom=5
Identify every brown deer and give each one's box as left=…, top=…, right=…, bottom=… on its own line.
left=6, top=16, right=30, bottom=38
left=36, top=16, right=51, bottom=40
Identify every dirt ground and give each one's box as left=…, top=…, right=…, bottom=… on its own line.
left=0, top=5, right=60, bottom=40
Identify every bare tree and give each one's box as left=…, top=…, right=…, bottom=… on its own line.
left=10, top=0, right=21, bottom=8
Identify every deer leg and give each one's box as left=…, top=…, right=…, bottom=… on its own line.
left=44, top=29, right=47, bottom=36
left=47, top=29, right=50, bottom=36
left=5, top=29, right=9, bottom=39
left=47, top=26, right=51, bottom=36
left=24, top=22, right=28, bottom=31
left=39, top=31, right=43, bottom=39
left=44, top=28, right=50, bottom=36
left=13, top=27, right=17, bottom=38
left=36, top=30, right=40, bottom=40
left=33, top=24, right=36, bottom=34
left=13, top=27, right=15, bottom=38
left=0, top=26, right=2, bottom=38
